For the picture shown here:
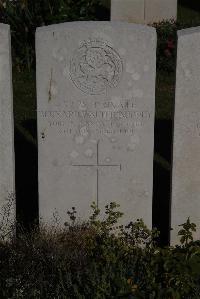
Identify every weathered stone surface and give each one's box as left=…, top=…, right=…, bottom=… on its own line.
left=111, top=0, right=145, bottom=24
left=36, top=22, right=156, bottom=227
left=0, top=24, right=15, bottom=237
left=145, top=0, right=177, bottom=24
left=171, top=27, right=200, bottom=244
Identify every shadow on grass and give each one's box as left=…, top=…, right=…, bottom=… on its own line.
left=153, top=119, right=172, bottom=246
left=14, top=124, right=38, bottom=230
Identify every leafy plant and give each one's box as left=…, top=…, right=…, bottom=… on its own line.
left=1, top=202, right=200, bottom=298
left=178, top=217, right=197, bottom=246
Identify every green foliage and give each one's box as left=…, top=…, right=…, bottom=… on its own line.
left=178, top=217, right=196, bottom=245
left=1, top=202, right=200, bottom=298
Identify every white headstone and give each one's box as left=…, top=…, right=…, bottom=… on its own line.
left=111, top=0, right=177, bottom=24
left=36, top=22, right=156, bottom=227
left=0, top=24, right=15, bottom=237
left=171, top=27, right=200, bottom=244
left=111, top=0, right=145, bottom=24
left=145, top=0, right=177, bottom=24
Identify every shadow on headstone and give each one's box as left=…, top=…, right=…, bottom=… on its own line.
left=14, top=122, right=38, bottom=231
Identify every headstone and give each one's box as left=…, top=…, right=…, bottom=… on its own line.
left=145, top=0, right=177, bottom=24
left=171, top=27, right=200, bottom=244
left=111, top=0, right=177, bottom=24
left=0, top=24, right=15, bottom=238
left=36, top=22, right=156, bottom=227
left=111, top=0, right=145, bottom=24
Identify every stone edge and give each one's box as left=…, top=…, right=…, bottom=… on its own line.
left=178, top=26, right=200, bottom=38
left=36, top=21, right=156, bottom=35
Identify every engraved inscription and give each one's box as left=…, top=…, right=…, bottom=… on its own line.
left=70, top=40, right=123, bottom=95
left=38, top=98, right=151, bottom=137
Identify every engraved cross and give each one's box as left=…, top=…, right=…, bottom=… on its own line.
left=72, top=140, right=122, bottom=207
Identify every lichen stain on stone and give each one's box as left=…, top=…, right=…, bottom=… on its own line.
left=143, top=65, right=149, bottom=72
left=75, top=135, right=84, bottom=145
left=84, top=149, right=93, bottom=158
left=105, top=157, right=111, bottom=163
left=40, top=127, right=47, bottom=140
left=79, top=101, right=87, bottom=111
left=48, top=68, right=53, bottom=102
left=52, top=158, right=59, bottom=167
left=52, top=47, right=65, bottom=62
left=118, top=48, right=126, bottom=56
left=127, top=135, right=140, bottom=152
left=90, top=139, right=97, bottom=144
left=131, top=72, right=140, bottom=81
left=70, top=150, right=79, bottom=159
left=80, top=126, right=89, bottom=137
left=110, top=137, right=117, bottom=143
left=41, top=131, right=46, bottom=140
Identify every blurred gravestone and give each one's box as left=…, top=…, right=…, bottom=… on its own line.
left=111, top=0, right=177, bottom=23
left=36, top=21, right=156, bottom=227
left=0, top=24, right=15, bottom=238
left=111, top=0, right=145, bottom=23
left=145, top=0, right=177, bottom=24
left=171, top=27, right=200, bottom=244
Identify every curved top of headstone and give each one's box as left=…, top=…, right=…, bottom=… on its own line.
left=36, top=21, right=156, bottom=96
left=0, top=23, right=10, bottom=43
left=0, top=23, right=10, bottom=31
left=178, top=26, right=200, bottom=37
left=36, top=21, right=156, bottom=34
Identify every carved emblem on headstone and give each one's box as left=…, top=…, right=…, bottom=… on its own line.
left=70, top=39, right=123, bottom=95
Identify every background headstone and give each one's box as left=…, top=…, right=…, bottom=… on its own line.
left=111, top=0, right=177, bottom=24
left=111, top=0, right=145, bottom=24
left=171, top=27, right=200, bottom=244
left=145, top=0, right=177, bottom=24
left=36, top=22, right=156, bottom=227
left=0, top=24, right=15, bottom=238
